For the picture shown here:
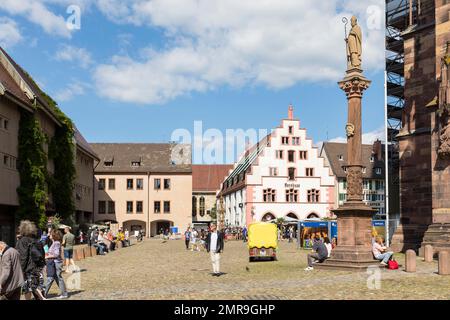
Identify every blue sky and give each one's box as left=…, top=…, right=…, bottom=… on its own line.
left=0, top=0, right=386, bottom=163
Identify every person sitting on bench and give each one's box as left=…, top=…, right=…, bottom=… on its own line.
left=304, top=235, right=329, bottom=271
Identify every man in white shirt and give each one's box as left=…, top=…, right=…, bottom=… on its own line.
left=205, top=223, right=224, bottom=277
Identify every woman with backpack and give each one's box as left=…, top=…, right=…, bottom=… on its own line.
left=44, top=229, right=68, bottom=299
left=15, top=220, right=46, bottom=300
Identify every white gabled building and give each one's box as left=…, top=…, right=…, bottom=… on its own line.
left=218, top=105, right=336, bottom=227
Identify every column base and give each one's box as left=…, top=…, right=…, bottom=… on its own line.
left=419, top=223, right=450, bottom=258
left=314, top=246, right=377, bottom=271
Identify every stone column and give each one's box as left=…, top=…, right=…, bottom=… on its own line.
left=316, top=69, right=377, bottom=271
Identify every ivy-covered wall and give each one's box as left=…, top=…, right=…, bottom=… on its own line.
left=16, top=109, right=48, bottom=228
left=16, top=81, right=76, bottom=228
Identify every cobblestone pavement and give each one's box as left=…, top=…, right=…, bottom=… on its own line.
left=48, top=239, right=450, bottom=300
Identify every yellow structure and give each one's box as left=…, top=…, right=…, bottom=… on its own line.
left=248, top=222, right=278, bottom=261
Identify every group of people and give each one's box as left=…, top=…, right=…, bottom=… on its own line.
left=223, top=226, right=247, bottom=241
left=278, top=225, right=297, bottom=242
left=184, top=227, right=207, bottom=251
left=0, top=220, right=77, bottom=300
left=183, top=224, right=225, bottom=277
left=88, top=227, right=140, bottom=255
left=304, top=234, right=394, bottom=270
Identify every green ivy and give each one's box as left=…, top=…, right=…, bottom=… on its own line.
left=49, top=115, right=76, bottom=222
left=17, top=71, right=77, bottom=227
left=16, top=110, right=48, bottom=229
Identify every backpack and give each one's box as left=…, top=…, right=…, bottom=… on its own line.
left=28, top=240, right=46, bottom=269
left=388, top=259, right=399, bottom=270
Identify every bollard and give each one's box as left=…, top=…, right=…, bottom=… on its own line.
left=74, top=248, right=84, bottom=261
left=83, top=246, right=91, bottom=258
left=424, top=245, right=433, bottom=262
left=438, top=251, right=450, bottom=275
left=405, top=249, right=416, bottom=273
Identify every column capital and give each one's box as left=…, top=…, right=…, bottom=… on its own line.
left=338, top=69, right=371, bottom=99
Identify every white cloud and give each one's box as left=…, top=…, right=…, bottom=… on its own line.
left=329, top=126, right=386, bottom=144
left=0, top=17, right=22, bottom=48
left=0, top=0, right=72, bottom=38
left=54, top=80, right=88, bottom=102
left=315, top=126, right=385, bottom=150
left=93, top=0, right=385, bottom=104
left=55, top=44, right=93, bottom=68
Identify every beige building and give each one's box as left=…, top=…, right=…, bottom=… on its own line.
left=0, top=47, right=96, bottom=243
left=192, top=164, right=233, bottom=228
left=91, top=143, right=192, bottom=237
left=73, top=128, right=99, bottom=227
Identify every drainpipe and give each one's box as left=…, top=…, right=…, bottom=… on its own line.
left=147, top=171, right=150, bottom=238
left=92, top=158, right=100, bottom=226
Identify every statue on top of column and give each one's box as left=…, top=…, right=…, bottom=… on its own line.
left=437, top=41, right=450, bottom=159
left=346, top=16, right=362, bottom=70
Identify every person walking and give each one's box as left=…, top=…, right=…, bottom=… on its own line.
left=242, top=226, right=248, bottom=242
left=190, top=229, right=198, bottom=251
left=205, top=223, right=224, bottom=277
left=78, top=230, right=84, bottom=244
left=44, top=229, right=68, bottom=299
left=0, top=241, right=24, bottom=300
left=62, top=227, right=76, bottom=273
left=184, top=227, right=191, bottom=250
left=15, top=220, right=46, bottom=300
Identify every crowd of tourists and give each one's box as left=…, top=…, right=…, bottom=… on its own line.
left=0, top=220, right=76, bottom=300
left=0, top=220, right=146, bottom=300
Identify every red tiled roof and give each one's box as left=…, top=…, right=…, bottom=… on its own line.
left=192, top=164, right=233, bottom=192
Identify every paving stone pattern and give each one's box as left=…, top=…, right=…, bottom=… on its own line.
left=47, top=240, right=450, bottom=300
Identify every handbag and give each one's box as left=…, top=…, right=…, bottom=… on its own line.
left=388, top=259, right=399, bottom=270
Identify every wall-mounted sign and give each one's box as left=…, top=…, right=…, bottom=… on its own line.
left=285, top=183, right=300, bottom=188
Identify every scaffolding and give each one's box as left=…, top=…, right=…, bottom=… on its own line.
left=385, top=0, right=417, bottom=215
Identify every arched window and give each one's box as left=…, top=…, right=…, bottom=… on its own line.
left=307, top=213, right=319, bottom=219
left=192, top=196, right=197, bottom=216
left=199, top=196, right=205, bottom=216
left=261, top=213, right=276, bottom=222
left=286, top=212, right=298, bottom=219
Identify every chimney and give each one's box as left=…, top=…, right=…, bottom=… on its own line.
left=373, top=139, right=382, bottom=161
left=288, top=104, right=294, bottom=120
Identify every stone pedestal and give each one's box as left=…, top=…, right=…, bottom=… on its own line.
left=316, top=203, right=377, bottom=270
left=420, top=222, right=450, bottom=257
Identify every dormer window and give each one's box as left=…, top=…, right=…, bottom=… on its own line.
left=338, top=155, right=344, bottom=161
left=104, top=156, right=114, bottom=167
left=370, top=155, right=375, bottom=162
left=131, top=156, right=142, bottom=167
